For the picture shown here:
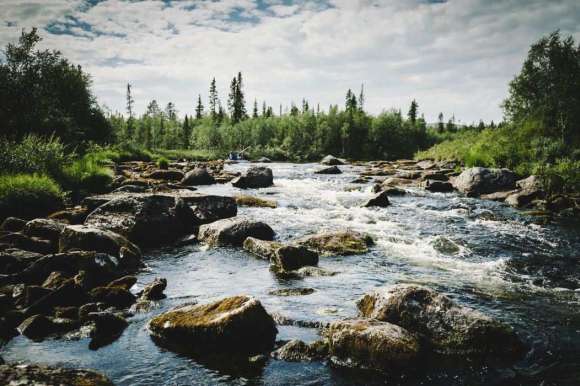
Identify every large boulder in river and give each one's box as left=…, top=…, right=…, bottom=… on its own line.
left=452, top=167, right=516, bottom=197
left=84, top=194, right=197, bottom=247
left=0, top=363, right=113, bottom=386
left=198, top=218, right=275, bottom=247
left=363, top=191, right=391, bottom=207
left=322, top=318, right=421, bottom=371
left=294, top=231, right=372, bottom=256
left=243, top=237, right=318, bottom=271
left=23, top=218, right=66, bottom=245
left=59, top=225, right=141, bottom=267
left=321, top=155, right=344, bottom=165
left=231, top=167, right=273, bottom=189
left=422, top=179, right=454, bottom=193
left=314, top=165, right=342, bottom=174
left=148, top=295, right=278, bottom=355
left=181, top=168, right=215, bottom=186
left=357, top=284, right=523, bottom=356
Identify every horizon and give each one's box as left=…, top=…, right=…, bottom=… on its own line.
left=1, top=0, right=579, bottom=124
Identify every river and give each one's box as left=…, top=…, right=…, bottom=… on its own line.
left=3, top=162, right=580, bottom=385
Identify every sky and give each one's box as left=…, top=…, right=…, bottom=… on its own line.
left=1, top=0, right=579, bottom=124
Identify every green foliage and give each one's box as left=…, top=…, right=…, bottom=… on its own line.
left=157, top=157, right=169, bottom=169
left=0, top=134, right=71, bottom=176
left=60, top=157, right=113, bottom=195
left=0, top=174, right=64, bottom=220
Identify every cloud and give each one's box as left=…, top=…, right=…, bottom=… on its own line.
left=0, top=0, right=579, bottom=123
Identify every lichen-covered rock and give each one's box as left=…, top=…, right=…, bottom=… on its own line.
left=0, top=363, right=113, bottom=386
left=363, top=191, right=391, bottom=207
left=272, top=339, right=328, bottom=361
left=294, top=231, right=372, bottom=256
left=23, top=219, right=66, bottom=245
left=321, top=155, right=344, bottom=165
left=314, top=165, right=342, bottom=174
left=139, top=277, right=167, bottom=300
left=243, top=237, right=318, bottom=271
left=59, top=225, right=141, bottom=267
left=268, top=287, right=315, bottom=296
left=381, top=177, right=417, bottom=188
left=198, top=218, right=275, bottom=247
left=322, top=318, right=421, bottom=371
left=452, top=167, right=516, bottom=197
left=234, top=195, right=277, bottom=208
left=48, top=207, right=90, bottom=225
left=357, top=284, right=523, bottom=356
left=231, top=167, right=274, bottom=189
left=505, top=189, right=540, bottom=208
left=422, top=180, right=454, bottom=193
left=181, top=168, right=215, bottom=186
left=148, top=295, right=277, bottom=355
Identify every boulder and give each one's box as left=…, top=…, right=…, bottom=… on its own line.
left=382, top=187, right=407, bottom=196
left=23, top=280, right=87, bottom=316
left=0, top=233, right=54, bottom=254
left=394, top=170, right=422, bottom=179
left=257, top=157, right=271, bottom=163
left=314, top=166, right=342, bottom=174
left=452, top=167, right=516, bottom=197
left=148, top=295, right=277, bottom=355
left=139, top=277, right=167, bottom=300
left=106, top=275, right=137, bottom=291
left=416, top=160, right=437, bottom=170
left=272, top=339, right=328, bottom=362
left=41, top=271, right=70, bottom=289
left=0, top=217, right=26, bottom=232
left=48, top=207, right=90, bottom=225
left=198, top=218, right=275, bottom=247
left=505, top=190, right=540, bottom=208
left=294, top=231, right=372, bottom=256
left=0, top=363, right=113, bottom=386
left=84, top=194, right=197, bottom=247
left=23, top=218, right=66, bottom=245
left=114, top=184, right=148, bottom=193
left=422, top=180, right=454, bottom=193
left=243, top=237, right=318, bottom=271
left=356, top=284, right=523, bottom=356
left=234, top=195, right=277, bottom=208
left=516, top=175, right=542, bottom=191
left=363, top=191, right=391, bottom=207
left=144, top=169, right=184, bottom=181
left=322, top=318, right=421, bottom=370
left=381, top=177, right=416, bottom=188
left=268, top=288, right=315, bottom=296
left=480, top=190, right=518, bottom=202
left=17, top=314, right=77, bottom=340
left=89, top=286, right=136, bottom=308
left=181, top=168, right=215, bottom=186
left=87, top=311, right=128, bottom=350
left=232, top=167, right=274, bottom=189
left=59, top=225, right=141, bottom=267
left=321, top=155, right=344, bottom=165
left=546, top=195, right=574, bottom=212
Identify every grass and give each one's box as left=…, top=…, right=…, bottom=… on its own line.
left=60, top=157, right=114, bottom=195
left=157, top=157, right=169, bottom=169
left=0, top=174, right=64, bottom=220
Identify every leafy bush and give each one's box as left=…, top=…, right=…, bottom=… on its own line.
left=0, top=134, right=70, bottom=176
left=0, top=174, right=64, bottom=220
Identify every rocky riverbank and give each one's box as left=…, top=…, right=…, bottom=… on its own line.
left=0, top=155, right=578, bottom=383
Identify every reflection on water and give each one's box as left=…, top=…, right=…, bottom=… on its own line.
left=3, top=162, right=580, bottom=385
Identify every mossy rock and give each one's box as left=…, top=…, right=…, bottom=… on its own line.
left=235, top=195, right=277, bottom=208
left=294, top=231, right=373, bottom=256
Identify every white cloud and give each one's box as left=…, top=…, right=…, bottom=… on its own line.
left=0, top=0, right=579, bottom=123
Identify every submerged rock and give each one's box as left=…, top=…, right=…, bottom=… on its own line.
left=422, top=179, right=454, bottom=193
left=243, top=237, right=318, bottom=271
left=452, top=167, right=516, bottom=197
left=181, top=168, right=215, bottom=186
left=268, top=288, right=315, bottom=296
left=88, top=311, right=128, bottom=350
left=148, top=295, right=278, bottom=355
left=314, top=165, right=342, bottom=174
left=231, top=167, right=274, bottom=189
left=139, top=277, right=167, bottom=300
left=234, top=195, right=277, bottom=208
left=321, top=155, right=344, bottom=165
left=198, top=218, right=275, bottom=247
left=363, top=191, right=391, bottom=207
left=272, top=339, right=328, bottom=362
left=0, top=363, right=113, bottom=386
left=294, top=231, right=372, bottom=256
left=322, top=318, right=421, bottom=371
left=357, top=284, right=523, bottom=356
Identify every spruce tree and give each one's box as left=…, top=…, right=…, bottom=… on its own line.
left=195, top=94, right=204, bottom=119
left=358, top=84, right=365, bottom=112
left=125, top=83, right=135, bottom=141
left=438, top=112, right=445, bottom=133
left=209, top=78, right=218, bottom=123
left=408, top=99, right=418, bottom=126
left=182, top=115, right=192, bottom=148
left=253, top=99, right=258, bottom=118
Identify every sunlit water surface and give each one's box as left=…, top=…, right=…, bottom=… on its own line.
left=3, top=162, right=580, bottom=385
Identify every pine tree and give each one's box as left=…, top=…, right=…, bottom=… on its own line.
left=253, top=99, right=258, bottom=118
left=228, top=72, right=247, bottom=124
left=262, top=101, right=267, bottom=117
left=182, top=115, right=192, bottom=148
left=165, top=102, right=177, bottom=121
left=195, top=94, right=204, bottom=119
left=209, top=78, right=218, bottom=123
left=358, top=84, right=365, bottom=112
left=438, top=112, right=445, bottom=133
left=302, top=99, right=309, bottom=114
left=125, top=83, right=135, bottom=141
left=408, top=99, right=418, bottom=126
left=345, top=89, right=357, bottom=113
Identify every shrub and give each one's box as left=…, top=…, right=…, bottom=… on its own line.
left=0, top=134, right=70, bottom=176
left=0, top=174, right=64, bottom=220
left=60, top=157, right=113, bottom=195
left=157, top=157, right=169, bottom=169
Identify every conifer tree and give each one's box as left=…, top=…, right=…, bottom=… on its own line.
left=209, top=78, right=218, bottom=123
left=262, top=101, right=267, bottom=117
left=182, top=115, right=192, bottom=148
left=253, top=99, right=258, bottom=118
left=195, top=94, right=204, bottom=119
left=408, top=99, right=418, bottom=126
left=125, top=83, right=135, bottom=141
left=358, top=84, right=365, bottom=112
left=438, top=112, right=445, bottom=133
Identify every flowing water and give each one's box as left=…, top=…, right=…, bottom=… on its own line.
left=3, top=162, right=580, bottom=385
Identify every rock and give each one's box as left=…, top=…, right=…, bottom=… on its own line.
left=181, top=168, right=215, bottom=186
left=0, top=233, right=54, bottom=254
left=394, top=170, right=422, bottom=179
left=432, top=237, right=461, bottom=255
left=314, top=166, right=342, bottom=174
left=382, top=187, right=407, bottom=196
left=48, top=207, right=90, bottom=225
left=59, top=225, right=142, bottom=267
left=24, top=281, right=87, bottom=316
left=89, top=286, right=136, bottom=308
left=148, top=295, right=278, bottom=355
left=243, top=237, right=318, bottom=271
left=144, top=169, right=184, bottom=181
left=41, top=271, right=70, bottom=289
left=268, top=288, right=315, bottom=296
left=14, top=285, right=53, bottom=308
left=294, top=231, right=372, bottom=256
left=422, top=180, right=454, bottom=193
left=363, top=191, right=391, bottom=207
left=84, top=194, right=197, bottom=247
left=198, top=218, right=275, bottom=247
left=357, top=284, right=523, bottom=356
left=321, top=155, right=344, bottom=165
left=381, top=177, right=417, bottom=187
left=257, top=157, right=271, bottom=163
left=79, top=303, right=107, bottom=322
left=113, top=184, right=148, bottom=193
left=421, top=171, right=450, bottom=181
left=0, top=217, right=26, bottom=232
left=416, top=160, right=437, bottom=170
left=87, top=311, right=129, bottom=350
left=452, top=167, right=516, bottom=197
left=0, top=363, right=113, bottom=386
left=546, top=195, right=574, bottom=212
left=293, top=266, right=338, bottom=277
left=0, top=249, right=42, bottom=275
left=17, top=314, right=70, bottom=340
left=106, top=275, right=137, bottom=291
left=234, top=195, right=277, bottom=208
left=516, top=175, right=542, bottom=191
left=139, top=277, right=167, bottom=300
left=322, top=318, right=421, bottom=370
left=480, top=190, right=518, bottom=201
left=232, top=167, right=274, bottom=189
left=505, top=190, right=540, bottom=208
left=272, top=339, right=328, bottom=361
left=23, top=219, right=66, bottom=245
left=54, top=306, right=78, bottom=319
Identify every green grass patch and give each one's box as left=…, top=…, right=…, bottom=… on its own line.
left=0, top=174, right=64, bottom=220
left=60, top=157, right=114, bottom=195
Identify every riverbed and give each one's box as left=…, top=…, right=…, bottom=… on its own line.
left=3, top=162, right=580, bottom=385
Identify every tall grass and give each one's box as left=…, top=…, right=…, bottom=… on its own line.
left=0, top=174, right=64, bottom=220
